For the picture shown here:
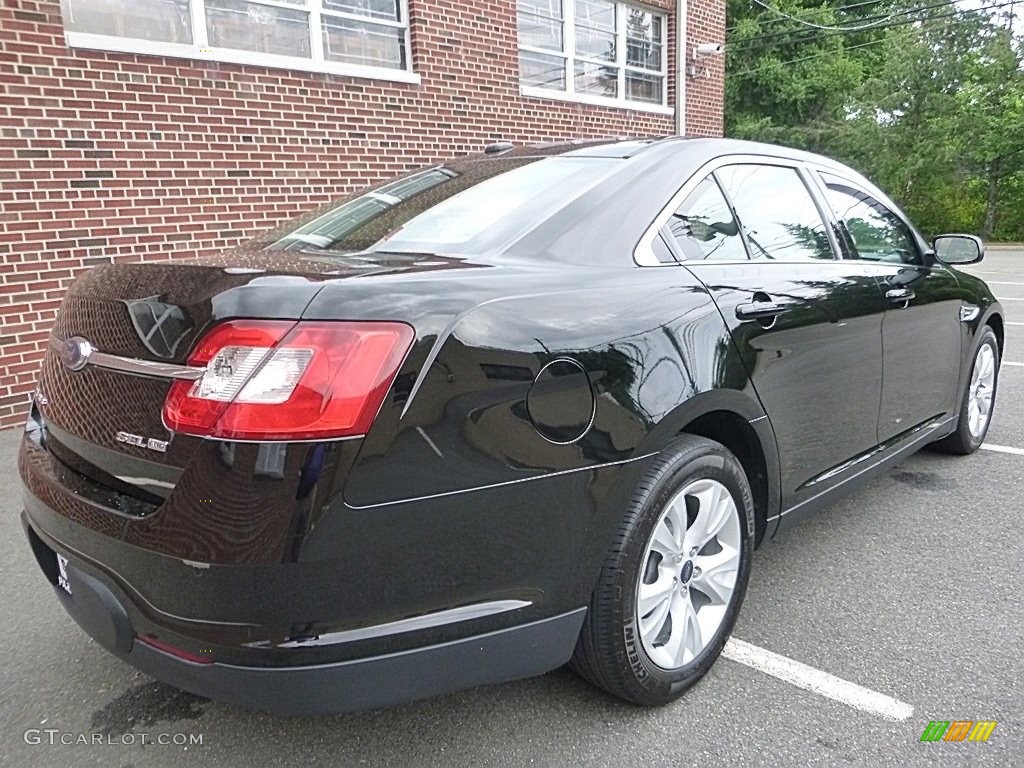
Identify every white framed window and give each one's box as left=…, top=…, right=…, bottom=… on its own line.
left=58, top=0, right=417, bottom=83
left=517, top=0, right=670, bottom=113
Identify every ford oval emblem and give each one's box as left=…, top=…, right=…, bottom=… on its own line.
left=60, top=336, right=93, bottom=372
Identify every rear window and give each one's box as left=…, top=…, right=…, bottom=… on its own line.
left=259, top=156, right=619, bottom=257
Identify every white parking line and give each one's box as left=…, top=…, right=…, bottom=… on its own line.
left=1009, top=322, right=1024, bottom=327
left=987, top=280, right=1024, bottom=286
left=722, top=638, right=914, bottom=721
left=996, top=297, right=1024, bottom=301
left=981, top=443, right=1024, bottom=456
left=1004, top=361, right=1024, bottom=367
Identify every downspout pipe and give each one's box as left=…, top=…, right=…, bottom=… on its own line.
left=675, top=0, right=686, bottom=136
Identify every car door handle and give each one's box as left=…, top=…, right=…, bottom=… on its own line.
left=885, top=288, right=915, bottom=304
left=735, top=299, right=795, bottom=321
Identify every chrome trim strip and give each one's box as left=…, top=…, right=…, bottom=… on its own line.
left=345, top=452, right=658, bottom=510
left=265, top=599, right=534, bottom=649
left=960, top=304, right=981, bottom=322
left=50, top=335, right=205, bottom=380
left=768, top=415, right=955, bottom=523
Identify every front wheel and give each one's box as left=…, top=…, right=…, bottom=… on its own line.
left=571, top=435, right=754, bottom=706
left=932, top=326, right=1000, bottom=455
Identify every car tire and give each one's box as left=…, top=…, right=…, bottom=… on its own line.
left=931, top=325, right=1000, bottom=456
left=571, top=435, right=755, bottom=706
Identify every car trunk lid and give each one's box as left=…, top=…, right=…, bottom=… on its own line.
left=37, top=257, right=330, bottom=503
left=35, top=250, right=483, bottom=505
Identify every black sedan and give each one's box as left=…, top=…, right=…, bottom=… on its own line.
left=19, top=137, right=1003, bottom=714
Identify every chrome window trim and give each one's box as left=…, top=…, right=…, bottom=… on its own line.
left=635, top=153, right=846, bottom=267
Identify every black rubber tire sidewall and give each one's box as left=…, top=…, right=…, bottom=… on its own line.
left=934, top=326, right=1000, bottom=455
left=576, top=436, right=755, bottom=706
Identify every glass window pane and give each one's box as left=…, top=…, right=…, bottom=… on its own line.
left=627, top=41, right=661, bottom=70
left=269, top=169, right=453, bottom=252
left=61, top=0, right=193, bottom=44
left=520, top=51, right=566, bottom=89
left=716, top=165, right=835, bottom=261
left=374, top=158, right=617, bottom=251
left=518, top=0, right=562, bottom=19
left=574, top=0, right=614, bottom=32
left=322, top=16, right=406, bottom=68
left=625, top=72, right=662, bottom=103
left=518, top=11, right=563, bottom=50
left=205, top=0, right=311, bottom=57
left=575, top=61, right=618, bottom=97
left=575, top=28, right=615, bottom=61
left=626, top=9, right=663, bottom=70
left=668, top=177, right=748, bottom=261
left=820, top=174, right=918, bottom=264
left=259, top=157, right=618, bottom=256
left=322, top=0, right=401, bottom=22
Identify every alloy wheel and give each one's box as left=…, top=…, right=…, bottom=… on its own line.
left=967, top=343, right=996, bottom=439
left=635, top=478, right=741, bottom=670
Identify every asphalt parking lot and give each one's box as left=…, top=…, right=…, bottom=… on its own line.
left=1, top=249, right=1022, bottom=767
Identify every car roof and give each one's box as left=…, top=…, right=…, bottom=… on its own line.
left=475, top=136, right=684, bottom=160
left=474, top=136, right=855, bottom=171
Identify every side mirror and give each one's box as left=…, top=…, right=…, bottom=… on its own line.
left=932, top=234, right=985, bottom=265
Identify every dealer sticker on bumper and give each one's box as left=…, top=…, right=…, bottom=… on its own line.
left=56, top=554, right=72, bottom=595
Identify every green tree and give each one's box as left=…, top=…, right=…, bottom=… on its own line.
left=725, top=1, right=1024, bottom=240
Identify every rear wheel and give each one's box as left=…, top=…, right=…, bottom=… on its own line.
left=571, top=435, right=754, bottom=705
left=932, top=326, right=999, bottom=455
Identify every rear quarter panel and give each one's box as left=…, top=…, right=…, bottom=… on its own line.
left=298, top=264, right=770, bottom=620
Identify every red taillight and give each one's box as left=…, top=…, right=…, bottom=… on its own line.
left=163, top=320, right=414, bottom=441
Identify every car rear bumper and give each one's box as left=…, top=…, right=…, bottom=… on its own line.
left=23, top=511, right=585, bottom=715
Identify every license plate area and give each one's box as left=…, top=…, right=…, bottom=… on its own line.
left=56, top=553, right=72, bottom=595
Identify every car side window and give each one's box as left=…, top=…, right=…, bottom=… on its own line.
left=818, top=173, right=920, bottom=265
left=664, top=176, right=748, bottom=261
left=715, top=164, right=835, bottom=261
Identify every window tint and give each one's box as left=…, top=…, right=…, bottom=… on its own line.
left=819, top=174, right=919, bottom=265
left=259, top=156, right=618, bottom=256
left=715, top=165, right=835, bottom=261
left=666, top=176, right=747, bottom=261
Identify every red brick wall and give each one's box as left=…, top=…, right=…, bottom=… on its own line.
left=683, top=0, right=726, bottom=137
left=0, top=0, right=725, bottom=429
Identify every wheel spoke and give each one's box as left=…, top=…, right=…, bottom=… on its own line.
left=968, top=400, right=980, bottom=434
left=638, top=591, right=671, bottom=644
left=637, top=568, right=676, bottom=617
left=664, top=592, right=700, bottom=666
left=693, top=545, right=739, bottom=605
left=685, top=483, right=733, bottom=550
left=981, top=349, right=994, bottom=380
left=650, top=517, right=681, bottom=558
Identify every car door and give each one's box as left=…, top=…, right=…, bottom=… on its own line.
left=659, top=160, right=889, bottom=512
left=814, top=172, right=963, bottom=442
